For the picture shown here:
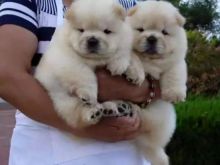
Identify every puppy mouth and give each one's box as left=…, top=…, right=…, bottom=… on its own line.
left=143, top=44, right=159, bottom=56
left=82, top=46, right=109, bottom=59
left=145, top=46, right=158, bottom=55
left=87, top=47, right=99, bottom=54
left=134, top=46, right=163, bottom=59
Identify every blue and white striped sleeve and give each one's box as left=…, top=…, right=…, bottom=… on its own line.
left=0, top=0, right=38, bottom=35
left=118, top=0, right=137, bottom=10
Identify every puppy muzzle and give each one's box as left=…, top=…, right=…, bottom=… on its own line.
left=144, top=36, right=158, bottom=55
left=87, top=36, right=100, bottom=53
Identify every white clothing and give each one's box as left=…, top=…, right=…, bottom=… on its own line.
left=9, top=111, right=150, bottom=165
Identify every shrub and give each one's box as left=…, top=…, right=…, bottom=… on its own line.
left=186, top=30, right=220, bottom=95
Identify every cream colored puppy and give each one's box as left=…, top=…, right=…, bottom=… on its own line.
left=35, top=0, right=144, bottom=128
left=127, top=0, right=188, bottom=165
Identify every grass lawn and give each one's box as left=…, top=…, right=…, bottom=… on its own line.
left=167, top=95, right=220, bottom=165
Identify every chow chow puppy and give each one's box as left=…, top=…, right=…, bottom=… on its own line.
left=35, top=0, right=144, bottom=128
left=126, top=0, right=188, bottom=164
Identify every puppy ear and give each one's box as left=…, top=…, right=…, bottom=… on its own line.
left=176, top=11, right=186, bottom=27
left=64, top=8, right=74, bottom=20
left=113, top=4, right=126, bottom=21
left=128, top=6, right=138, bottom=17
left=65, top=8, right=75, bottom=22
left=64, top=0, right=77, bottom=22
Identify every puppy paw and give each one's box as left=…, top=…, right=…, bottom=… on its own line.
left=154, top=151, right=169, bottom=165
left=107, top=59, right=129, bottom=76
left=152, top=154, right=169, bottom=165
left=81, top=97, right=94, bottom=106
left=146, top=148, right=169, bottom=165
left=116, top=101, right=134, bottom=117
left=75, top=88, right=97, bottom=106
left=124, top=66, right=145, bottom=86
left=101, top=101, right=134, bottom=117
left=101, top=101, right=120, bottom=117
left=162, top=88, right=186, bottom=103
left=83, top=104, right=103, bottom=125
left=149, top=71, right=160, bottom=80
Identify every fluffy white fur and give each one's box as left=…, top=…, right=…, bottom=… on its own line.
left=126, top=1, right=188, bottom=164
left=35, top=0, right=187, bottom=164
left=34, top=0, right=143, bottom=128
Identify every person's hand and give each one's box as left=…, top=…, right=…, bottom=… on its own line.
left=96, top=68, right=161, bottom=104
left=73, top=68, right=160, bottom=142
left=73, top=110, right=141, bottom=142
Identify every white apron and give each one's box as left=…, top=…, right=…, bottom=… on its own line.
left=9, top=0, right=151, bottom=164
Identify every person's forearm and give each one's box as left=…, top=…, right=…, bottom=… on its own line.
left=0, top=71, right=73, bottom=132
left=0, top=71, right=142, bottom=141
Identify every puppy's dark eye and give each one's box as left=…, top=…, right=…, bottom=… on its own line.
left=78, top=28, right=84, bottom=33
left=162, top=29, right=169, bottom=35
left=104, top=29, right=112, bottom=34
left=136, top=28, right=144, bottom=32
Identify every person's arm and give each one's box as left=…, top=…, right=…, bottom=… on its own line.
left=0, top=25, right=141, bottom=142
left=0, top=25, right=70, bottom=130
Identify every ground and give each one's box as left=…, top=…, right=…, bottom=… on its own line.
left=0, top=100, right=15, bottom=165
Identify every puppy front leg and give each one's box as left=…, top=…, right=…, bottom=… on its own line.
left=161, top=61, right=187, bottom=103
left=143, top=64, right=161, bottom=80
left=51, top=92, right=103, bottom=128
left=107, top=51, right=130, bottom=76
left=56, top=65, right=98, bottom=105
left=124, top=54, right=145, bottom=86
left=54, top=66, right=103, bottom=127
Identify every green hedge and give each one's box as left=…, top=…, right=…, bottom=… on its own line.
left=167, top=96, right=220, bottom=165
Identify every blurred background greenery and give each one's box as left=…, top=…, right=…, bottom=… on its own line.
left=166, top=0, right=220, bottom=164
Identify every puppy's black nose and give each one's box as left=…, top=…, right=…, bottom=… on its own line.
left=87, top=37, right=99, bottom=48
left=147, top=36, right=157, bottom=45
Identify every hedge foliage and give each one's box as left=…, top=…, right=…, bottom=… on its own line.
left=186, top=30, right=220, bottom=95
left=167, top=96, right=220, bottom=165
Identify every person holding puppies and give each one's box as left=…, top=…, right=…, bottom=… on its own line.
left=0, top=0, right=160, bottom=164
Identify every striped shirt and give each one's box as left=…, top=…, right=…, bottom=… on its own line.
left=0, top=0, right=137, bottom=66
